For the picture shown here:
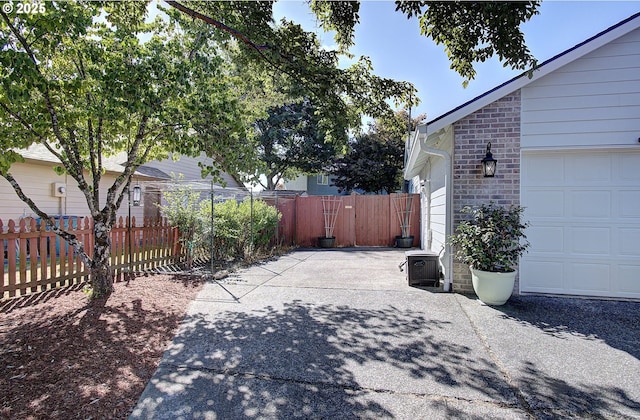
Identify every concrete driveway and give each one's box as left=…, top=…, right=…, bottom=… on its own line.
left=130, top=249, right=640, bottom=419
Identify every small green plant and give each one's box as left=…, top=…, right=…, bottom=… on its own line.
left=448, top=202, right=530, bottom=272
left=158, top=175, right=206, bottom=267
left=82, top=284, right=93, bottom=297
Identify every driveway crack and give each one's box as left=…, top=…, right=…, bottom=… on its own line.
left=455, top=295, right=539, bottom=420
left=163, top=362, right=525, bottom=412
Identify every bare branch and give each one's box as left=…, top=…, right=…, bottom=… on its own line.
left=104, top=115, right=149, bottom=222
left=165, top=1, right=270, bottom=53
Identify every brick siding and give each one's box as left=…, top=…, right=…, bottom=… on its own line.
left=451, top=90, right=522, bottom=294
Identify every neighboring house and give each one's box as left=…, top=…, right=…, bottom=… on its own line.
left=0, top=147, right=244, bottom=223
left=284, top=173, right=350, bottom=196
left=142, top=153, right=244, bottom=189
left=139, top=153, right=247, bottom=219
left=404, top=12, right=640, bottom=300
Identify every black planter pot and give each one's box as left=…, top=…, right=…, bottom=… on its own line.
left=395, top=235, right=414, bottom=248
left=318, top=236, right=336, bottom=248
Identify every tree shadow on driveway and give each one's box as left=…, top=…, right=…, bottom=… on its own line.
left=487, top=296, right=640, bottom=418
left=517, top=360, right=640, bottom=419
left=497, top=296, right=640, bottom=360
left=132, top=298, right=521, bottom=419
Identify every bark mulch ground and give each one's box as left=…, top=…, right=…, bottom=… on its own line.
left=0, top=273, right=207, bottom=419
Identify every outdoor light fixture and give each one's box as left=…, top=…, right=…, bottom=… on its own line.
left=132, top=183, right=142, bottom=206
left=481, top=142, right=497, bottom=178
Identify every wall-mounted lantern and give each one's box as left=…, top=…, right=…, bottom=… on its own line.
left=481, top=142, right=497, bottom=178
left=132, top=184, right=142, bottom=206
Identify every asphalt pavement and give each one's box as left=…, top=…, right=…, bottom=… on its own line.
left=130, top=248, right=640, bottom=419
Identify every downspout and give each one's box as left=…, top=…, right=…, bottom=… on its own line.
left=419, top=140, right=453, bottom=292
left=421, top=174, right=431, bottom=250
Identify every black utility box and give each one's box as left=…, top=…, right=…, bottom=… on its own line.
left=405, top=250, right=439, bottom=287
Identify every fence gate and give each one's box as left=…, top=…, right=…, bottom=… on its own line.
left=282, top=193, right=420, bottom=248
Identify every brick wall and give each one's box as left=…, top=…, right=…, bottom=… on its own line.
left=451, top=90, right=522, bottom=293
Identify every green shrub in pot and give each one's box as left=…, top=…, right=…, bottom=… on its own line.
left=448, top=202, right=530, bottom=305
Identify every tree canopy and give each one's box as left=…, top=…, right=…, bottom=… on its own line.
left=330, top=111, right=426, bottom=194
left=0, top=2, right=249, bottom=296
left=316, top=0, right=540, bottom=84
left=247, top=100, right=338, bottom=191
left=0, top=0, right=540, bottom=297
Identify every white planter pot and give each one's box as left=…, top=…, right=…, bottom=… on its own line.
left=470, top=267, right=517, bottom=306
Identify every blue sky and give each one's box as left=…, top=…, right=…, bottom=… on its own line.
left=273, top=1, right=640, bottom=121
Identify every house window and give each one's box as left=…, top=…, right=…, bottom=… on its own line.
left=317, top=174, right=329, bottom=185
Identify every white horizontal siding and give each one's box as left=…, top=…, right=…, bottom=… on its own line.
left=1, top=162, right=143, bottom=223
left=425, top=156, right=448, bottom=255
left=429, top=187, right=447, bottom=254
left=0, top=163, right=63, bottom=221
left=522, top=27, right=640, bottom=149
left=523, top=105, right=640, bottom=124
left=523, top=80, right=640, bottom=101
left=524, top=92, right=640, bottom=112
left=284, top=174, right=308, bottom=191
left=524, top=68, right=640, bottom=90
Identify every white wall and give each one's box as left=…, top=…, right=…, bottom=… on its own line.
left=422, top=157, right=448, bottom=256
left=284, top=174, right=308, bottom=191
left=521, top=27, right=640, bottom=149
left=0, top=161, right=144, bottom=223
left=414, top=127, right=453, bottom=258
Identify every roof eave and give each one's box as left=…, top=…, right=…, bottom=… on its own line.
left=424, top=12, right=640, bottom=134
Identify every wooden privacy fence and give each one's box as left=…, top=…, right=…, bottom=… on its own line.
left=1, top=216, right=179, bottom=299
left=272, top=193, right=421, bottom=248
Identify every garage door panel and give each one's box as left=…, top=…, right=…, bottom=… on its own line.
left=524, top=190, right=564, bottom=217
left=619, top=155, right=640, bottom=182
left=568, top=263, right=611, bottom=292
left=567, top=154, right=611, bottom=185
left=619, top=191, right=640, bottom=218
left=618, top=265, right=640, bottom=293
left=521, top=149, right=640, bottom=300
left=619, top=228, right=640, bottom=256
left=522, top=154, right=564, bottom=185
left=520, top=260, right=565, bottom=291
left=570, top=227, right=611, bottom=255
left=569, top=190, right=611, bottom=218
left=527, top=226, right=564, bottom=253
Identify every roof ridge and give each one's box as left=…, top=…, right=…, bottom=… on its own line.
left=427, top=11, right=640, bottom=126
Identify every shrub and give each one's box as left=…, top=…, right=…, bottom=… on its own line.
left=201, top=197, right=281, bottom=260
left=448, top=202, right=530, bottom=273
left=159, top=176, right=205, bottom=266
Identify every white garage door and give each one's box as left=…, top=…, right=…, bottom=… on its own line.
left=521, top=149, right=640, bottom=299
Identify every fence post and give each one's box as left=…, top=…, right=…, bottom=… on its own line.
left=250, top=190, right=254, bottom=257
left=0, top=219, right=4, bottom=297
left=210, top=180, right=215, bottom=273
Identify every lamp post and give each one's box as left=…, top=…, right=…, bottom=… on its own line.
left=481, top=142, right=497, bottom=178
left=132, top=184, right=142, bottom=206
left=128, top=181, right=142, bottom=279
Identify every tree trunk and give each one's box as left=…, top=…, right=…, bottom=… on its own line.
left=90, top=220, right=113, bottom=298
left=266, top=174, right=276, bottom=191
